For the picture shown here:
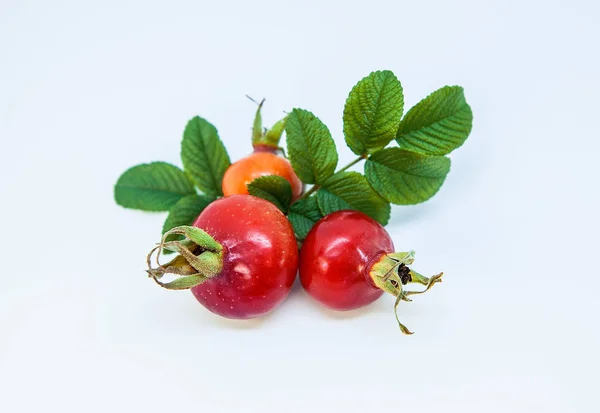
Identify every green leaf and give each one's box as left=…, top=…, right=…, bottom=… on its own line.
left=343, top=70, right=404, bottom=155
left=114, top=162, right=195, bottom=211
left=285, top=109, right=338, bottom=185
left=247, top=175, right=292, bottom=213
left=317, top=172, right=390, bottom=225
left=162, top=194, right=213, bottom=235
left=181, top=116, right=231, bottom=197
left=396, top=86, right=473, bottom=155
left=288, top=197, right=323, bottom=240
left=365, top=148, right=451, bottom=205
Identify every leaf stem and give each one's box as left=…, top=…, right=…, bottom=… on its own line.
left=300, top=184, right=319, bottom=200
left=297, top=155, right=366, bottom=201
left=336, top=155, right=367, bottom=174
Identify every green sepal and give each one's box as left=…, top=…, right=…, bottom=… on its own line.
left=262, top=116, right=287, bottom=148
left=161, top=194, right=214, bottom=254
left=251, top=98, right=265, bottom=145
left=250, top=99, right=287, bottom=149
left=146, top=225, right=224, bottom=291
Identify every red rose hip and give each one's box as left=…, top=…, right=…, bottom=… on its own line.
left=299, top=210, right=443, bottom=334
left=147, top=195, right=298, bottom=319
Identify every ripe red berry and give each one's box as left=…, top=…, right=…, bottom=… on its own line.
left=299, top=210, right=443, bottom=333
left=148, top=195, right=298, bottom=319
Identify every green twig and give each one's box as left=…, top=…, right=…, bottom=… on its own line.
left=298, top=155, right=366, bottom=201
left=336, top=155, right=366, bottom=174
left=300, top=185, right=319, bottom=200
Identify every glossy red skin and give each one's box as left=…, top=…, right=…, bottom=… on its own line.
left=190, top=195, right=298, bottom=319
left=299, top=210, right=394, bottom=311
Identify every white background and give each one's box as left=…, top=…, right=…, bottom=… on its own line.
left=1, top=1, right=599, bottom=412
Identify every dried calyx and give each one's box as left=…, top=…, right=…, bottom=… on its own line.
left=369, top=251, right=444, bottom=335
left=146, top=226, right=224, bottom=291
